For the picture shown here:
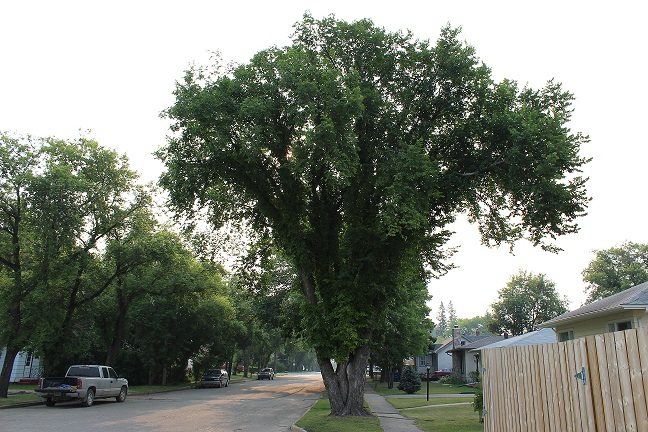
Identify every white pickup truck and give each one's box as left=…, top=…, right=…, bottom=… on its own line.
left=35, top=364, right=129, bottom=407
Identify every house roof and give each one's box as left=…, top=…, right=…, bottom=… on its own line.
left=450, top=335, right=505, bottom=352
left=431, top=334, right=495, bottom=354
left=539, top=281, right=648, bottom=328
left=469, top=328, right=557, bottom=353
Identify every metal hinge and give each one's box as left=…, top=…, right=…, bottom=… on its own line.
left=574, top=367, right=587, bottom=385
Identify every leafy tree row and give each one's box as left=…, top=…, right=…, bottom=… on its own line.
left=0, top=133, right=295, bottom=397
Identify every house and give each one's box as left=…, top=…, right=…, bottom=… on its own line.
left=448, top=334, right=504, bottom=380
left=539, top=281, right=648, bottom=340
left=0, top=348, right=42, bottom=383
left=414, top=333, right=497, bottom=377
left=413, top=337, right=453, bottom=376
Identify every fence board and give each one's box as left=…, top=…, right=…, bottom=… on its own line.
left=636, top=330, right=648, bottom=420
left=568, top=339, right=586, bottom=431
left=625, top=330, right=648, bottom=432
left=548, top=341, right=568, bottom=431
left=530, top=345, right=546, bottom=431
left=576, top=337, right=596, bottom=432
left=595, top=334, right=618, bottom=432
left=605, top=332, right=627, bottom=432
left=522, top=346, right=536, bottom=431
left=560, top=341, right=578, bottom=430
left=546, top=342, right=562, bottom=430
left=586, top=335, right=607, bottom=431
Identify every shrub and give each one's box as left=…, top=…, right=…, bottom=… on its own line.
left=439, top=373, right=466, bottom=385
left=397, top=366, right=421, bottom=394
left=468, top=370, right=480, bottom=383
left=473, top=383, right=484, bottom=422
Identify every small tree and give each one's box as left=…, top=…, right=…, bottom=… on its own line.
left=488, top=271, right=568, bottom=336
left=398, top=366, right=421, bottom=394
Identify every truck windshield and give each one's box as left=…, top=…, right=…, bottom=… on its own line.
left=67, top=366, right=101, bottom=377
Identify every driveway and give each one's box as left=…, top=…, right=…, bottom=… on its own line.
left=0, top=372, right=324, bottom=432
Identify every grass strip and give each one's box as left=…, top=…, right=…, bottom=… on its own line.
left=398, top=403, right=483, bottom=432
left=386, top=396, right=474, bottom=409
left=296, top=396, right=381, bottom=432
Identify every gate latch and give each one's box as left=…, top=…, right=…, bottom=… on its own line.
left=574, top=367, right=587, bottom=385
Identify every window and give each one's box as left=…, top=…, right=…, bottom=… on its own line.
left=608, top=320, right=632, bottom=332
left=559, top=330, right=574, bottom=342
left=102, top=367, right=109, bottom=378
left=108, top=368, right=118, bottom=379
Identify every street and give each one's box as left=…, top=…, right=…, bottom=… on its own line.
left=0, top=372, right=324, bottom=432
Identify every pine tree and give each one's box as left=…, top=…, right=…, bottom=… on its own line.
left=436, top=302, right=447, bottom=337
left=448, top=301, right=457, bottom=332
left=398, top=366, right=422, bottom=394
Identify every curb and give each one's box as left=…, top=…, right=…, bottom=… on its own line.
left=290, top=425, right=308, bottom=432
left=1, top=379, right=253, bottom=409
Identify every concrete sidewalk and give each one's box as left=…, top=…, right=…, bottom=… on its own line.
left=364, top=389, right=424, bottom=432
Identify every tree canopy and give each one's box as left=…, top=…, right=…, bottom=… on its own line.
left=582, top=242, right=648, bottom=303
left=488, top=271, right=569, bottom=336
left=158, top=15, right=589, bottom=415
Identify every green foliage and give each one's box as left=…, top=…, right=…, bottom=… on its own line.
left=488, top=271, right=568, bottom=336
left=457, top=313, right=493, bottom=336
left=468, top=370, right=480, bottom=383
left=398, top=366, right=422, bottom=394
left=473, top=383, right=483, bottom=418
left=436, top=302, right=448, bottom=337
left=158, top=14, right=589, bottom=412
left=439, top=373, right=467, bottom=385
left=582, top=242, right=648, bottom=303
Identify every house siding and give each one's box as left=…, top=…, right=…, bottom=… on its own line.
left=0, top=348, right=42, bottom=382
left=554, top=310, right=648, bottom=339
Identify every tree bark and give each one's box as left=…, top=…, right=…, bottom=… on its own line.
left=0, top=346, right=20, bottom=398
left=318, top=344, right=371, bottom=416
left=105, top=295, right=129, bottom=366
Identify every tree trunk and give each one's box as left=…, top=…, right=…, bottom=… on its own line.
left=105, top=298, right=129, bottom=366
left=0, top=346, right=20, bottom=398
left=162, top=365, right=168, bottom=386
left=318, top=344, right=371, bottom=416
left=148, top=367, right=155, bottom=385
left=243, top=355, right=249, bottom=378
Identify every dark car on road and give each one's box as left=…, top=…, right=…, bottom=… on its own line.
left=257, top=368, right=275, bottom=380
left=197, top=369, right=229, bottom=388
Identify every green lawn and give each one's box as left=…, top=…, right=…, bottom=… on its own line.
left=399, top=403, right=483, bottom=432
left=0, top=391, right=41, bottom=407
left=386, top=397, right=473, bottom=409
left=296, top=397, right=381, bottom=432
left=370, top=380, right=474, bottom=396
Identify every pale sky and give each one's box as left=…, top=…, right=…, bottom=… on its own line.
left=2, top=1, right=647, bottom=318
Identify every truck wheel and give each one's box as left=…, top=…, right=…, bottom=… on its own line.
left=82, top=388, right=95, bottom=407
left=116, top=386, right=127, bottom=402
left=45, top=398, right=56, bottom=407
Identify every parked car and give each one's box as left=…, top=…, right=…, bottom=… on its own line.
left=35, top=365, right=128, bottom=407
left=197, top=369, right=229, bottom=388
left=257, top=368, right=275, bottom=380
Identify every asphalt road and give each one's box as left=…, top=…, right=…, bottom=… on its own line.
left=0, top=372, right=324, bottom=432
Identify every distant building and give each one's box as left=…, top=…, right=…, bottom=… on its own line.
left=0, top=348, right=42, bottom=382
left=449, top=334, right=504, bottom=380
left=413, top=333, right=496, bottom=377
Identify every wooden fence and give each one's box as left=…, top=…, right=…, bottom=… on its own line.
left=482, top=328, right=648, bottom=432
